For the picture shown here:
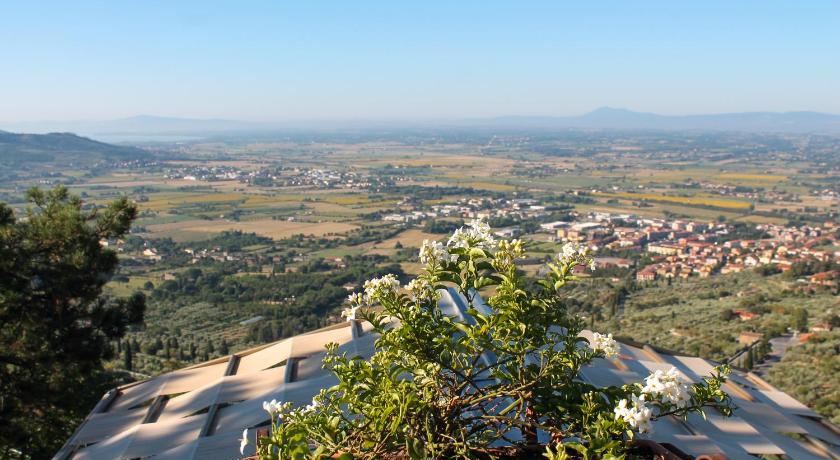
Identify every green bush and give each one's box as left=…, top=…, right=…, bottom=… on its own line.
left=251, top=221, right=733, bottom=459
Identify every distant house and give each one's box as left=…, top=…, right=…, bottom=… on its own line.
left=494, top=227, right=521, bottom=238
left=810, top=323, right=834, bottom=333
left=776, top=260, right=794, bottom=271
left=636, top=268, right=657, bottom=282
left=809, top=271, right=838, bottom=287
left=540, top=221, right=569, bottom=231
left=325, top=257, right=346, bottom=268
left=720, top=263, right=745, bottom=274
left=733, top=310, right=760, bottom=321
left=571, top=265, right=589, bottom=275
left=593, top=257, right=633, bottom=269
left=647, top=242, right=684, bottom=256
left=383, top=214, right=406, bottom=222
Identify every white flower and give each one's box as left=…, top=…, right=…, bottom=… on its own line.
left=239, top=428, right=249, bottom=455
left=342, top=293, right=367, bottom=321
left=347, top=292, right=367, bottom=305
left=419, top=240, right=455, bottom=264
left=614, top=395, right=653, bottom=433
left=447, top=227, right=469, bottom=249
left=591, top=332, right=620, bottom=359
left=447, top=219, right=496, bottom=249
left=364, top=274, right=401, bottom=298
left=407, top=277, right=438, bottom=303
left=558, top=242, right=591, bottom=263
left=262, top=398, right=282, bottom=414
left=304, top=397, right=321, bottom=413
left=561, top=242, right=579, bottom=260
left=641, top=367, right=692, bottom=409
left=341, top=305, right=360, bottom=321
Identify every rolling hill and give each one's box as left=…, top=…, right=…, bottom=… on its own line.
left=0, top=130, right=151, bottom=165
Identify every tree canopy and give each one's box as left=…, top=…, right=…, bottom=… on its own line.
left=0, top=186, right=145, bottom=459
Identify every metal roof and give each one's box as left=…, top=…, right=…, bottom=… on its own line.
left=55, top=288, right=840, bottom=459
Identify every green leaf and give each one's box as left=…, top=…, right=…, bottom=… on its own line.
left=468, top=247, right=487, bottom=259
left=406, top=438, right=426, bottom=460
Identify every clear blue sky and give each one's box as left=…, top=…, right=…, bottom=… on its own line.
left=1, top=1, right=838, bottom=121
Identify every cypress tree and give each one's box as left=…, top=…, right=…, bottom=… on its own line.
left=123, top=344, right=133, bottom=371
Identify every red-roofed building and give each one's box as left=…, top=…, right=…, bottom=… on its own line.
left=810, top=271, right=838, bottom=287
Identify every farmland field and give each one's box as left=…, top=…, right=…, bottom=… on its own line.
left=598, top=192, right=753, bottom=210
left=144, top=219, right=358, bottom=242
left=4, top=130, right=836, bottom=388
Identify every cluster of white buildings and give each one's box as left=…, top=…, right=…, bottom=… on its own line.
left=429, top=197, right=548, bottom=220
left=165, top=165, right=244, bottom=181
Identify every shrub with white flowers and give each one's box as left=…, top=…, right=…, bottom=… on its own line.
left=591, top=332, right=620, bottom=359
left=254, top=221, right=733, bottom=459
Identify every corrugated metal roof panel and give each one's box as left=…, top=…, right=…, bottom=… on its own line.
left=57, top=290, right=840, bottom=460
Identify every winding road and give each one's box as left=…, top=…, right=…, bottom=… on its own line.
left=753, top=334, right=798, bottom=377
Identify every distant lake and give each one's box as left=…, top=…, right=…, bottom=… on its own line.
left=88, top=134, right=205, bottom=144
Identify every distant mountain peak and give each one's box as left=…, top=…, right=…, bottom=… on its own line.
left=588, top=106, right=635, bottom=114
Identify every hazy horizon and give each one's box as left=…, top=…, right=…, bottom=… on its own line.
left=2, top=1, right=839, bottom=122
left=5, top=106, right=840, bottom=125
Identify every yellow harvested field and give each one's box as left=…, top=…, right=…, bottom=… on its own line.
left=600, top=192, right=752, bottom=210
left=144, top=219, right=358, bottom=241
left=716, top=173, right=787, bottom=182
left=324, top=195, right=374, bottom=205
left=141, top=193, right=243, bottom=210
left=463, top=181, right=518, bottom=191
left=305, top=201, right=361, bottom=214
left=239, top=194, right=309, bottom=207
left=374, top=229, right=447, bottom=249
left=362, top=155, right=514, bottom=168
left=734, top=214, right=787, bottom=225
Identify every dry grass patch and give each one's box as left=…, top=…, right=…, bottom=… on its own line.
left=463, top=181, right=518, bottom=191
left=374, top=229, right=446, bottom=249
left=599, top=192, right=752, bottom=210
left=716, top=173, right=787, bottom=182
left=144, top=219, right=358, bottom=242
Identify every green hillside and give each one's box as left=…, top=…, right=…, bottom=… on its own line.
left=0, top=130, right=151, bottom=164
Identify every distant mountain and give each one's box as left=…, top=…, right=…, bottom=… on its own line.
left=3, top=108, right=840, bottom=138
left=486, top=107, right=840, bottom=133
left=0, top=130, right=151, bottom=165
